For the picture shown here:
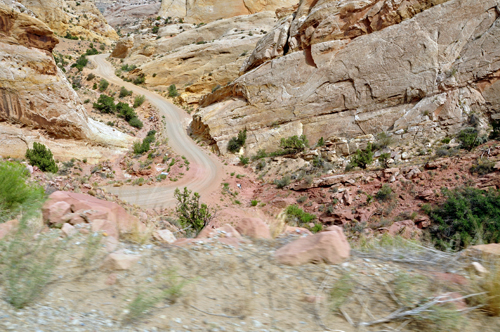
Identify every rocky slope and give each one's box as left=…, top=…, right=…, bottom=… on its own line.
left=192, top=0, right=500, bottom=156
left=115, top=12, right=279, bottom=104
left=159, top=0, right=299, bottom=23
left=2, top=0, right=118, bottom=43
left=0, top=5, right=133, bottom=159
left=101, top=0, right=161, bottom=33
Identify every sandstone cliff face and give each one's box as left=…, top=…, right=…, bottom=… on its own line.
left=120, top=12, right=278, bottom=103
left=159, top=0, right=299, bottom=23
left=9, top=0, right=118, bottom=42
left=0, top=5, right=132, bottom=152
left=192, top=0, right=500, bottom=156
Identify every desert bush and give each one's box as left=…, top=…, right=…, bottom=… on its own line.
left=72, top=55, right=88, bottom=71
left=174, top=187, right=213, bottom=236
left=285, top=205, right=316, bottom=225
left=123, top=269, right=190, bottom=323
left=227, top=130, right=247, bottom=153
left=428, top=186, right=500, bottom=250
left=490, top=120, right=500, bottom=140
left=128, top=117, right=144, bottom=129
left=119, top=86, right=133, bottom=98
left=252, top=149, right=267, bottom=160
left=317, top=137, right=325, bottom=147
left=133, top=131, right=155, bottom=155
left=373, top=132, right=393, bottom=150
left=116, top=102, right=137, bottom=121
left=279, top=135, right=308, bottom=152
left=376, top=184, right=393, bottom=201
left=457, top=128, right=481, bottom=150
left=133, top=74, right=145, bottom=85
left=133, top=95, right=146, bottom=108
left=25, top=142, right=58, bottom=173
left=469, top=158, right=495, bottom=175
left=378, top=153, right=391, bottom=168
left=330, top=273, right=354, bottom=312
left=86, top=73, right=95, bottom=81
left=121, top=64, right=137, bottom=72
left=0, top=220, right=62, bottom=309
left=84, top=47, right=98, bottom=56
left=350, top=143, right=374, bottom=169
left=168, top=84, right=179, bottom=97
left=0, top=162, right=45, bottom=222
left=296, top=195, right=308, bottom=204
left=93, top=94, right=116, bottom=113
left=251, top=200, right=258, bottom=206
left=239, top=156, right=249, bottom=165
left=256, top=159, right=266, bottom=171
left=98, top=79, right=109, bottom=92
left=274, top=175, right=290, bottom=189
left=152, top=26, right=159, bottom=34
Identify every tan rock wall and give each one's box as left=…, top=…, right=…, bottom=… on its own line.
left=193, top=0, right=500, bottom=155
left=159, top=0, right=299, bottom=23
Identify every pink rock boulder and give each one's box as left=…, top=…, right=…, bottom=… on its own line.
left=102, top=253, right=140, bottom=270
left=153, top=229, right=177, bottom=244
left=92, top=219, right=120, bottom=240
left=274, top=226, right=350, bottom=266
left=0, top=219, right=18, bottom=239
left=42, top=201, right=72, bottom=226
left=235, top=218, right=271, bottom=239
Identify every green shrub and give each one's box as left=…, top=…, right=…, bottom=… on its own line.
left=457, top=128, right=482, bottom=150
left=428, top=187, right=500, bottom=250
left=93, top=94, right=116, bottom=113
left=285, top=205, right=316, bottom=225
left=251, top=200, right=258, bottom=206
left=470, top=158, right=495, bottom=175
left=129, top=117, right=143, bottom=129
left=119, top=87, right=133, bottom=98
left=227, top=130, right=247, bottom=153
left=86, top=73, right=95, bottom=81
left=239, top=156, right=249, bottom=165
left=116, top=102, right=136, bottom=121
left=72, top=55, right=88, bottom=71
left=376, top=184, right=393, bottom=201
left=121, top=64, right=137, bottom=72
left=317, top=137, right=325, bottom=147
left=174, top=187, right=213, bottom=236
left=350, top=143, right=373, bottom=169
left=98, top=79, right=109, bottom=92
left=168, top=84, right=179, bottom=97
left=280, top=135, right=308, bottom=152
left=378, top=153, right=391, bottom=168
left=252, top=149, right=267, bottom=160
left=0, top=162, right=45, bottom=222
left=84, top=47, right=98, bottom=56
left=133, top=132, right=155, bottom=155
left=25, top=143, right=58, bottom=173
left=133, top=74, right=145, bottom=85
left=64, top=32, right=78, bottom=40
left=490, top=120, right=500, bottom=140
left=274, top=175, right=290, bottom=189
left=133, top=95, right=146, bottom=108
left=373, top=132, right=392, bottom=150
left=152, top=26, right=159, bottom=34
left=441, top=137, right=451, bottom=144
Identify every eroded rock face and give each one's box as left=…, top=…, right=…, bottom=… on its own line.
left=111, top=36, right=134, bottom=59
left=159, top=0, right=299, bottom=23
left=124, top=12, right=278, bottom=103
left=193, top=0, right=500, bottom=155
left=13, top=0, right=118, bottom=42
left=0, top=5, right=133, bottom=152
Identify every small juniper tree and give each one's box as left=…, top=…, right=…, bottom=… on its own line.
left=174, top=187, right=213, bottom=236
left=25, top=143, right=58, bottom=173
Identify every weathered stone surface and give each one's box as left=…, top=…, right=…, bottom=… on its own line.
left=0, top=5, right=133, bottom=152
left=61, top=223, right=77, bottom=237
left=127, top=12, right=277, bottom=103
left=159, top=0, right=298, bottom=23
left=42, top=201, right=72, bottom=226
left=240, top=14, right=293, bottom=73
left=111, top=36, right=134, bottom=59
left=235, top=217, right=272, bottom=239
left=43, top=191, right=142, bottom=236
left=193, top=0, right=499, bottom=156
left=102, top=253, right=140, bottom=270
left=92, top=219, right=120, bottom=240
left=13, top=0, right=118, bottom=42
left=0, top=219, right=18, bottom=239
left=153, top=229, right=177, bottom=244
left=274, top=226, right=350, bottom=265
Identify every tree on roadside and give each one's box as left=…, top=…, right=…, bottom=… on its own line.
left=174, top=187, right=214, bottom=236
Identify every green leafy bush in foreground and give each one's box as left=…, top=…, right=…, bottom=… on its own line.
left=0, top=161, right=45, bottom=222
left=25, top=142, right=58, bottom=173
left=428, top=186, right=500, bottom=250
left=285, top=205, right=316, bottom=225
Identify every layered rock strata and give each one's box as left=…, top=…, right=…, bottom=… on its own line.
left=192, top=0, right=500, bottom=156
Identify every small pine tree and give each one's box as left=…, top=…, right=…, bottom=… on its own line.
left=25, top=143, right=58, bottom=173
left=168, top=84, right=179, bottom=97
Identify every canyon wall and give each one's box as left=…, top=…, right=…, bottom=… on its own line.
left=192, top=0, right=500, bottom=156
left=0, top=5, right=132, bottom=155
left=159, top=0, right=299, bottom=23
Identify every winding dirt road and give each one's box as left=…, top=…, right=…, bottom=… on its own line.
left=89, top=54, right=223, bottom=209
